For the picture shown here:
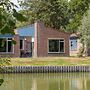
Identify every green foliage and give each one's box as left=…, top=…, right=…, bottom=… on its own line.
left=78, top=9, right=90, bottom=56
left=13, top=9, right=27, bottom=22
left=78, top=46, right=84, bottom=57
left=66, top=0, right=90, bottom=32
left=0, top=0, right=26, bottom=35
left=0, top=57, right=11, bottom=66
left=19, top=0, right=90, bottom=32
left=0, top=57, right=11, bottom=86
left=19, top=0, right=69, bottom=29
left=0, top=57, right=11, bottom=74
left=12, top=40, right=16, bottom=45
left=0, top=79, right=4, bottom=86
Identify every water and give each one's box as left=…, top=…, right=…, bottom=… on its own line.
left=0, top=73, right=90, bottom=90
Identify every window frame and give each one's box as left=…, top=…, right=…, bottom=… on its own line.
left=48, top=38, right=65, bottom=53
left=0, top=38, right=14, bottom=53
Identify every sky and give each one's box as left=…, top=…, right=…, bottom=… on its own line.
left=11, top=0, right=70, bottom=11
left=11, top=0, right=21, bottom=11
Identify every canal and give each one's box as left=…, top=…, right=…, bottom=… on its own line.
left=0, top=73, right=90, bottom=90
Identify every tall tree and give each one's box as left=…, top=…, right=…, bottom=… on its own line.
left=66, top=0, right=90, bottom=32
left=19, top=0, right=69, bottom=29
left=0, top=0, right=26, bottom=34
left=78, top=9, right=90, bottom=56
left=19, top=0, right=90, bottom=32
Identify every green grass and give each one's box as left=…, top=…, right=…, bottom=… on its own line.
left=8, top=57, right=90, bottom=66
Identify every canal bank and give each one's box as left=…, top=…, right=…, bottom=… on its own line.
left=1, top=66, right=90, bottom=73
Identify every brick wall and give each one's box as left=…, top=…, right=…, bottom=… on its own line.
left=33, top=21, right=70, bottom=57
left=23, top=36, right=32, bottom=52
left=13, top=34, right=20, bottom=57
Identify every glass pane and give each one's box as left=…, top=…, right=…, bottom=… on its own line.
left=0, top=39, right=6, bottom=52
left=8, top=41, right=13, bottom=52
left=60, top=39, right=64, bottom=42
left=49, top=40, right=59, bottom=52
left=20, top=40, right=23, bottom=49
left=60, top=41, right=64, bottom=52
left=8, top=38, right=12, bottom=40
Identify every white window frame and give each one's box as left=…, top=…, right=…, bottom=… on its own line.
left=0, top=38, right=14, bottom=54
left=48, top=38, right=65, bottom=53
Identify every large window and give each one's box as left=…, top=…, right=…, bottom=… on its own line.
left=0, top=38, right=13, bottom=53
left=48, top=39, right=64, bottom=53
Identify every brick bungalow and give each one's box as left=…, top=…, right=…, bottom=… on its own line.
left=0, top=21, right=70, bottom=57
left=33, top=21, right=70, bottom=57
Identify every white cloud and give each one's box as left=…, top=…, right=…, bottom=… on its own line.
left=11, top=0, right=19, bottom=6
left=11, top=0, right=21, bottom=11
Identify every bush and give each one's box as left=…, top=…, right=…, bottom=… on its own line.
left=78, top=46, right=84, bottom=57
left=0, top=57, right=11, bottom=67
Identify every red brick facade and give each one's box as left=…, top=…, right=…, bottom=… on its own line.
left=13, top=34, right=20, bottom=57
left=33, top=21, right=70, bottom=57
left=24, top=36, right=32, bottom=52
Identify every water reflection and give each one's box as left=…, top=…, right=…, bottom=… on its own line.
left=0, top=73, right=90, bottom=90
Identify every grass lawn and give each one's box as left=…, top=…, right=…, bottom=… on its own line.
left=9, top=57, right=90, bottom=66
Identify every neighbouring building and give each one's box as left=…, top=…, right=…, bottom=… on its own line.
left=69, top=33, right=90, bottom=56
left=69, top=33, right=81, bottom=56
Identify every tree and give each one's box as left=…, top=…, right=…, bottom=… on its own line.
left=0, top=0, right=26, bottom=35
left=66, top=0, right=90, bottom=32
left=19, top=0, right=90, bottom=32
left=19, top=0, right=69, bottom=29
left=78, top=9, right=90, bottom=56
left=0, top=0, right=26, bottom=78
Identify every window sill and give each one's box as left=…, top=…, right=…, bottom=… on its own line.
left=70, top=50, right=77, bottom=51
left=0, top=52, right=14, bottom=54
left=48, top=52, right=65, bottom=54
